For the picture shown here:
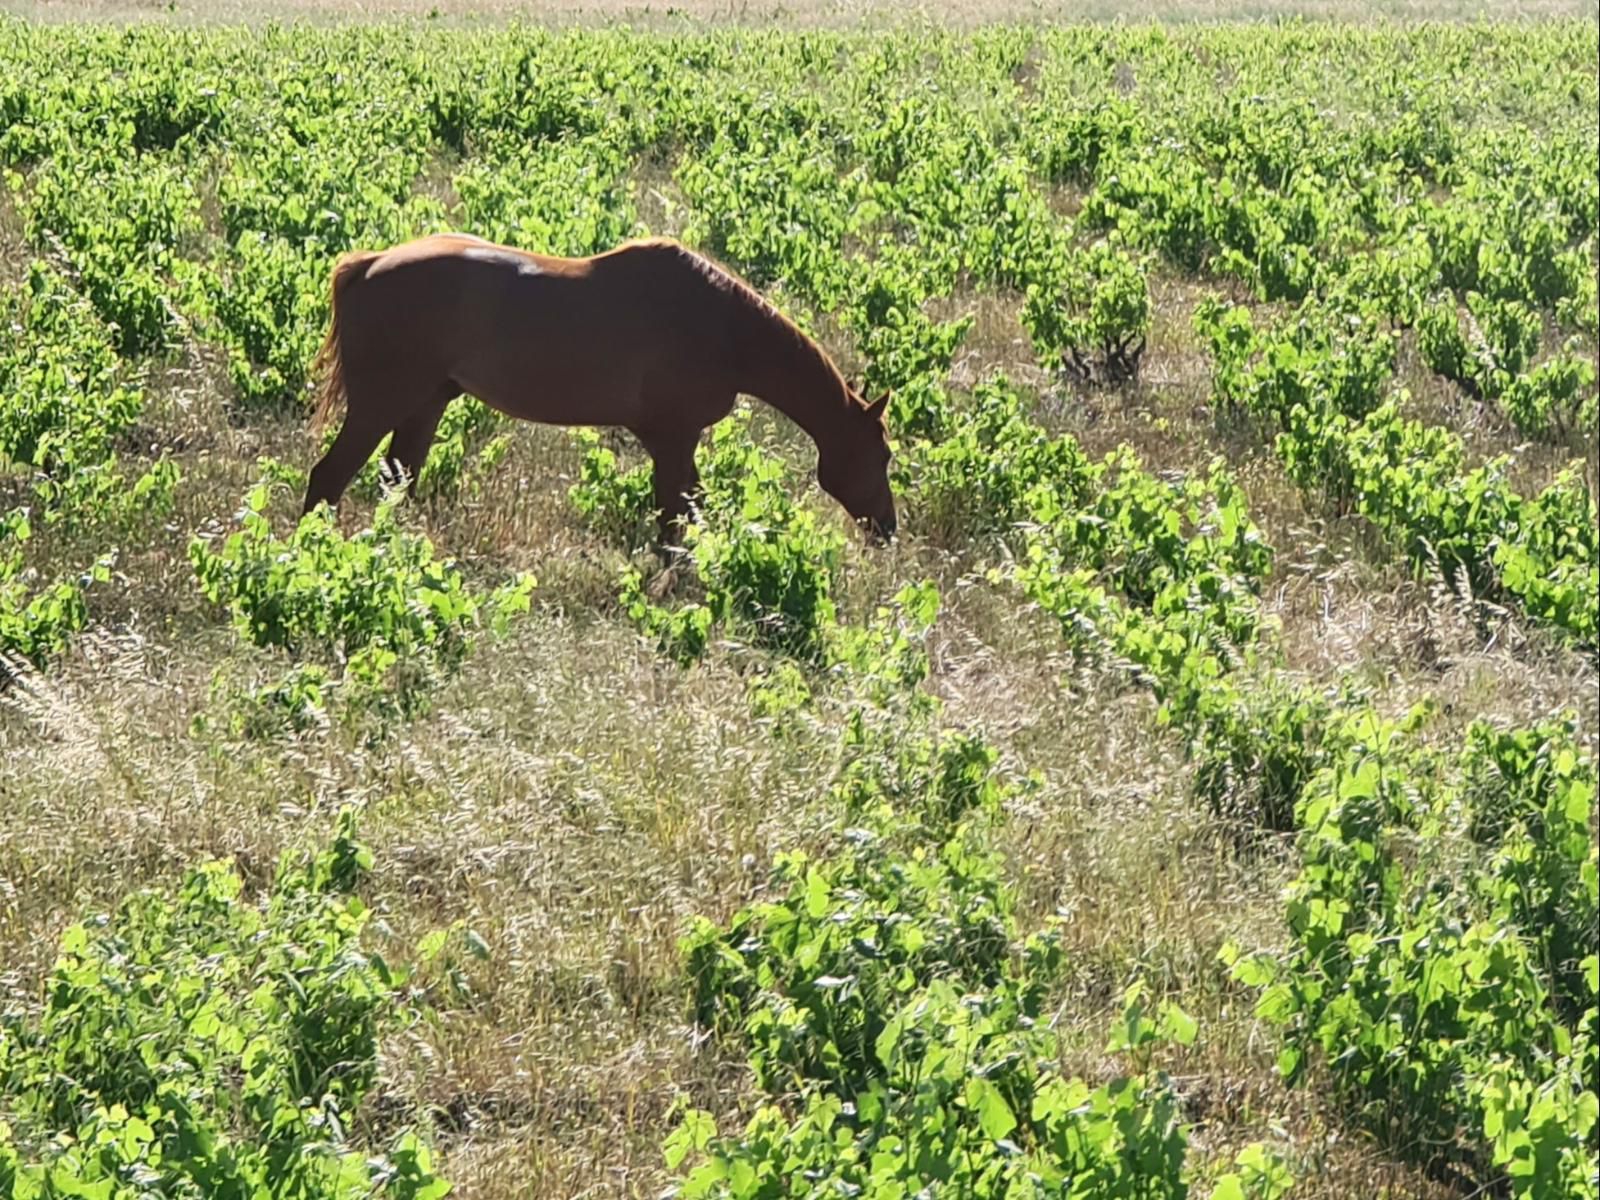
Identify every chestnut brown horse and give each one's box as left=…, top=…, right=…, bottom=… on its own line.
left=303, top=233, right=896, bottom=544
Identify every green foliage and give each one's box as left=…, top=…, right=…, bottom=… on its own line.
left=674, top=715, right=1196, bottom=1199
left=1225, top=709, right=1598, bottom=1198
left=583, top=412, right=845, bottom=665
left=823, top=580, right=941, bottom=712
left=0, top=811, right=452, bottom=1199
left=1189, top=677, right=1338, bottom=833
left=1025, top=94, right=1142, bottom=186
left=15, top=150, right=198, bottom=355
left=1194, top=294, right=1396, bottom=498
left=0, top=507, right=101, bottom=667
left=0, top=261, right=178, bottom=662
left=190, top=480, right=534, bottom=721
left=1023, top=238, right=1153, bottom=383
left=208, top=232, right=339, bottom=411
left=669, top=980, right=1191, bottom=1200
left=683, top=828, right=1018, bottom=1098
left=1417, top=290, right=1542, bottom=401
left=903, top=379, right=1098, bottom=544
left=568, top=430, right=657, bottom=550
left=1491, top=466, right=1598, bottom=648
left=1197, top=291, right=1597, bottom=652
left=0, top=262, right=142, bottom=485
left=454, top=133, right=639, bottom=258
left=1499, top=345, right=1599, bottom=439
left=1459, top=716, right=1598, bottom=1026
left=837, top=251, right=971, bottom=442
left=1205, top=1144, right=1295, bottom=1200
left=1015, top=449, right=1274, bottom=697
left=620, top=567, right=716, bottom=666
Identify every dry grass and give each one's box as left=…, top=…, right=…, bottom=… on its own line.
left=4, top=0, right=1596, bottom=27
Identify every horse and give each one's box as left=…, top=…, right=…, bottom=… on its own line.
left=302, top=233, right=897, bottom=546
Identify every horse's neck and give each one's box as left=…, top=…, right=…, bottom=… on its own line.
left=732, top=303, right=849, bottom=449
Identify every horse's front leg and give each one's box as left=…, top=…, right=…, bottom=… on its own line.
left=634, top=425, right=702, bottom=558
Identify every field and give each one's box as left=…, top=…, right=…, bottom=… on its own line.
left=1, top=10, right=1597, bottom=1200
left=6, top=0, right=1596, bottom=28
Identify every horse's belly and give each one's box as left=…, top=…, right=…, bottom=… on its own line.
left=453, top=355, right=641, bottom=428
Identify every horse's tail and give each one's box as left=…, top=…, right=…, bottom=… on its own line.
left=308, top=249, right=380, bottom=435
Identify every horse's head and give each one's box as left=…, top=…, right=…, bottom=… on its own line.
left=818, top=389, right=896, bottom=544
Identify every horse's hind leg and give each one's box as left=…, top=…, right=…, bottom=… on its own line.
left=383, top=386, right=456, bottom=495
left=302, top=371, right=448, bottom=516
left=303, top=409, right=389, bottom=516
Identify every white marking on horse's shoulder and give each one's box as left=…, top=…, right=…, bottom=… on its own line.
left=457, top=242, right=543, bottom=276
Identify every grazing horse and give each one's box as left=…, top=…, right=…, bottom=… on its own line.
left=302, top=233, right=897, bottom=545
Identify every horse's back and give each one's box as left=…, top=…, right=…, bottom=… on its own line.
left=361, top=233, right=714, bottom=301
left=361, top=233, right=579, bottom=281
left=332, top=234, right=740, bottom=422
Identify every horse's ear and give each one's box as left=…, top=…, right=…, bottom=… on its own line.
left=866, top=392, right=889, bottom=421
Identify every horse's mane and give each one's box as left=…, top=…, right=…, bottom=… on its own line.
left=644, top=239, right=863, bottom=407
